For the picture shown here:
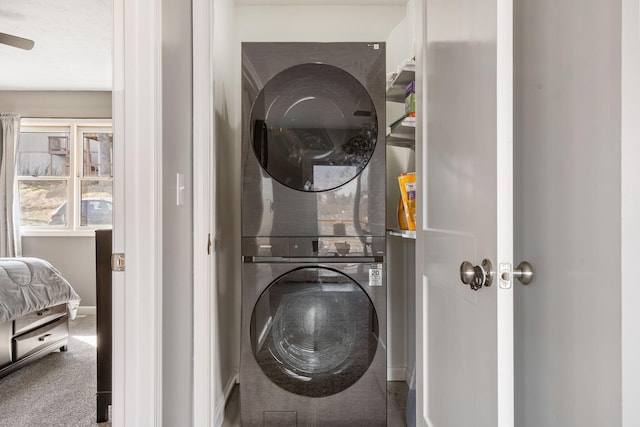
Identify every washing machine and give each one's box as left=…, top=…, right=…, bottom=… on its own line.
left=240, top=42, right=387, bottom=426
left=240, top=259, right=386, bottom=426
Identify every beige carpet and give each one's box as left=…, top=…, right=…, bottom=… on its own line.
left=0, top=314, right=110, bottom=427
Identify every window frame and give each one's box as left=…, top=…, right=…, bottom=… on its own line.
left=18, top=118, right=113, bottom=236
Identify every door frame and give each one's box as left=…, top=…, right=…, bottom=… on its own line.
left=112, top=0, right=163, bottom=424
left=621, top=0, right=640, bottom=425
left=414, top=0, right=427, bottom=423
left=192, top=0, right=219, bottom=424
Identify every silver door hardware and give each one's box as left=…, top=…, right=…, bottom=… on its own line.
left=499, top=263, right=512, bottom=289
left=111, top=253, right=126, bottom=272
left=459, top=259, right=494, bottom=291
left=513, top=261, right=534, bottom=285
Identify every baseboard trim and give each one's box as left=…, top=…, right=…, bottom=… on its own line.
left=78, top=306, right=96, bottom=316
left=388, top=366, right=408, bottom=382
left=215, top=372, right=239, bottom=427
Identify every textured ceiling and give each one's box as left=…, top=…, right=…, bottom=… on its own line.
left=0, top=0, right=112, bottom=91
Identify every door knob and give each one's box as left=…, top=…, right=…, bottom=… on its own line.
left=459, top=259, right=494, bottom=291
left=459, top=261, right=476, bottom=285
left=513, top=261, right=534, bottom=285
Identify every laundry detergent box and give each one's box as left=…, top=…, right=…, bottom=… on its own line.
left=398, top=172, right=416, bottom=230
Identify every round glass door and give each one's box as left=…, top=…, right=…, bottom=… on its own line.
left=250, top=63, right=378, bottom=192
left=250, top=267, right=379, bottom=397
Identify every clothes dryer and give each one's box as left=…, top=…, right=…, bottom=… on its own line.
left=241, top=42, right=386, bottom=256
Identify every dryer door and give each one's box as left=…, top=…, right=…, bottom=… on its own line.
left=250, top=63, right=378, bottom=192
left=250, top=266, right=379, bottom=397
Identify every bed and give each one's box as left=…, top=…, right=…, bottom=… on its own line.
left=0, top=257, right=81, bottom=378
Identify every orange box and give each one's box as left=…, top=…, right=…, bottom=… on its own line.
left=398, top=172, right=416, bottom=230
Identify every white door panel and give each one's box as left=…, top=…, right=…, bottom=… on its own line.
left=416, top=0, right=513, bottom=425
left=426, top=281, right=497, bottom=426
left=423, top=232, right=477, bottom=303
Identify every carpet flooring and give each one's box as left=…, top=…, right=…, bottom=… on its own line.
left=0, top=314, right=110, bottom=427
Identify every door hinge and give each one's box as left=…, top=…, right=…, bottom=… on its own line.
left=207, top=233, right=212, bottom=255
left=111, top=253, right=126, bottom=272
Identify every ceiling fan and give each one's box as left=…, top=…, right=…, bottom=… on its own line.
left=0, top=32, right=35, bottom=50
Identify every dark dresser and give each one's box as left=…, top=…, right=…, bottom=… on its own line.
left=95, top=229, right=112, bottom=422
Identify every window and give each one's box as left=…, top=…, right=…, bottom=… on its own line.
left=17, top=120, right=113, bottom=233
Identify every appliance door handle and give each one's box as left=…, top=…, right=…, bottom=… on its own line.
left=253, top=119, right=268, bottom=168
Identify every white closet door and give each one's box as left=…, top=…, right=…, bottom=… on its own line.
left=415, top=0, right=514, bottom=425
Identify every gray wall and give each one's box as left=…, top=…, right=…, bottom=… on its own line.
left=22, top=236, right=97, bottom=306
left=0, top=91, right=112, bottom=118
left=514, top=0, right=622, bottom=424
left=162, top=0, right=193, bottom=425
left=0, top=90, right=112, bottom=307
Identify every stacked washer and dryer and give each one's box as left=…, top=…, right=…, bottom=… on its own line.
left=240, top=42, right=387, bottom=426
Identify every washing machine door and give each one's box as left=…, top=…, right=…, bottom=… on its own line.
left=250, top=63, right=378, bottom=192
left=250, top=266, right=379, bottom=397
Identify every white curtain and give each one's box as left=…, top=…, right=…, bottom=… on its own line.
left=0, top=113, right=22, bottom=257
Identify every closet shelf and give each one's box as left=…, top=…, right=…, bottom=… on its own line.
left=386, top=61, right=415, bottom=103
left=387, top=228, right=416, bottom=239
left=386, top=136, right=415, bottom=148
left=387, top=116, right=415, bottom=147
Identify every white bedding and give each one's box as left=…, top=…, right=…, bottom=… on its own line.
left=0, top=257, right=81, bottom=323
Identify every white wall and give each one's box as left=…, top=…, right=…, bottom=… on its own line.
left=162, top=0, right=193, bottom=424
left=514, top=0, right=622, bottom=425
left=233, top=3, right=414, bottom=381
left=235, top=5, right=407, bottom=42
